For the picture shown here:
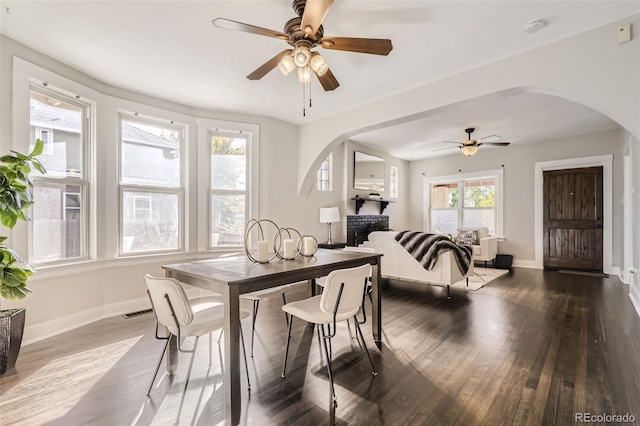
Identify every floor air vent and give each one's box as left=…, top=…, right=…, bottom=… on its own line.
left=122, top=308, right=153, bottom=319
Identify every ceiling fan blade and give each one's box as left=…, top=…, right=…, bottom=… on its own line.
left=315, top=67, right=340, bottom=91
left=441, top=141, right=463, bottom=144
left=321, top=37, right=393, bottom=55
left=480, top=142, right=511, bottom=146
left=301, top=0, right=334, bottom=36
left=479, top=134, right=501, bottom=142
left=212, top=18, right=289, bottom=41
left=433, top=146, right=460, bottom=152
left=247, top=49, right=292, bottom=80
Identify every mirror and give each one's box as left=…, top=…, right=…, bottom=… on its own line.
left=354, top=152, right=385, bottom=192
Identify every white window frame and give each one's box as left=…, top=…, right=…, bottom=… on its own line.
left=62, top=192, right=81, bottom=220
left=208, top=130, right=250, bottom=249
left=118, top=113, right=185, bottom=256
left=317, top=153, right=333, bottom=191
left=389, top=166, right=399, bottom=198
left=423, top=169, right=504, bottom=237
left=133, top=195, right=152, bottom=220
left=28, top=84, right=92, bottom=265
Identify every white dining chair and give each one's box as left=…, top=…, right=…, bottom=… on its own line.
left=144, top=274, right=251, bottom=423
left=239, top=281, right=306, bottom=357
left=280, top=264, right=377, bottom=405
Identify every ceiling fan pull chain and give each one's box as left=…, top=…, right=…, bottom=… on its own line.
left=309, top=80, right=312, bottom=108
left=302, top=80, right=306, bottom=117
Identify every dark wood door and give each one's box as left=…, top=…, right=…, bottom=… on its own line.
left=543, top=167, right=603, bottom=271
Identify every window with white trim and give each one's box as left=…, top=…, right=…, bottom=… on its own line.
left=317, top=153, right=333, bottom=191
left=426, top=170, right=503, bottom=236
left=209, top=131, right=248, bottom=248
left=119, top=115, right=184, bottom=254
left=390, top=166, right=399, bottom=198
left=29, top=87, right=90, bottom=264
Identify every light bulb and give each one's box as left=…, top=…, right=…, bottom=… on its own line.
left=278, top=54, right=295, bottom=75
left=460, top=145, right=478, bottom=156
left=292, top=45, right=311, bottom=67
left=298, top=66, right=311, bottom=83
left=310, top=54, right=328, bottom=76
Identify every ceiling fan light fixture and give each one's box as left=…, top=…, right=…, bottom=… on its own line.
left=310, top=53, right=328, bottom=76
left=292, top=45, right=311, bottom=67
left=277, top=53, right=295, bottom=75
left=298, top=65, right=311, bottom=83
left=460, top=145, right=478, bottom=156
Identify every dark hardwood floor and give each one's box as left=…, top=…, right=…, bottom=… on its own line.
left=1, top=268, right=639, bottom=425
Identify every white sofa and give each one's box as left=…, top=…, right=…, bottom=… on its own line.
left=362, top=231, right=474, bottom=299
left=456, top=227, right=499, bottom=267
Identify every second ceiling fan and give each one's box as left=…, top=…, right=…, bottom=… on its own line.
left=212, top=0, right=393, bottom=91
left=435, top=127, right=511, bottom=156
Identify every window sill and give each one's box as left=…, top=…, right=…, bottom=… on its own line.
left=28, top=249, right=244, bottom=282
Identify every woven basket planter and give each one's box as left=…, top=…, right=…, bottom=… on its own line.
left=0, top=308, right=26, bottom=375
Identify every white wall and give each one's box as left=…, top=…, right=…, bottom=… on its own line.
left=296, top=14, right=640, bottom=196
left=408, top=129, right=625, bottom=268
left=0, top=35, right=345, bottom=344
left=629, top=132, right=640, bottom=316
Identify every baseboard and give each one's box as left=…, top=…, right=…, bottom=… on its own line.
left=512, top=260, right=539, bottom=269
left=630, top=285, right=640, bottom=319
left=22, top=287, right=203, bottom=346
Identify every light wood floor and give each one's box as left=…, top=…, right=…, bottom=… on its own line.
left=1, top=268, right=639, bottom=425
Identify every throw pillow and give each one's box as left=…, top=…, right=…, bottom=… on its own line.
left=457, top=229, right=478, bottom=245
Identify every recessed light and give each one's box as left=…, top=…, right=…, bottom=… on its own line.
left=524, top=19, right=547, bottom=34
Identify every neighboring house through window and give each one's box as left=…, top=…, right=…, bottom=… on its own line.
left=119, top=115, right=184, bottom=254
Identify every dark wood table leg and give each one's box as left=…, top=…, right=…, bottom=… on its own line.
left=371, top=262, right=382, bottom=346
left=223, top=284, right=242, bottom=425
left=308, top=278, right=317, bottom=297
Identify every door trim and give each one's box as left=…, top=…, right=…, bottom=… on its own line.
left=534, top=155, right=613, bottom=274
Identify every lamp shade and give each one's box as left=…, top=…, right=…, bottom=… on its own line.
left=277, top=54, right=295, bottom=75
left=319, top=207, right=340, bottom=223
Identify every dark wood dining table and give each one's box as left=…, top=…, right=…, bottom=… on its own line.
left=162, top=249, right=383, bottom=425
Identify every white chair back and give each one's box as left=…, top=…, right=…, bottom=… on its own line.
left=145, top=274, right=194, bottom=327
left=320, top=264, right=370, bottom=315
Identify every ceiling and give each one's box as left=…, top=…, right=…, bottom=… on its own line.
left=1, top=1, right=637, bottom=159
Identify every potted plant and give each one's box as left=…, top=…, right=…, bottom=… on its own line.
left=0, top=139, right=45, bottom=374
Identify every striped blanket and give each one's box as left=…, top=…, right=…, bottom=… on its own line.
left=394, top=231, right=473, bottom=275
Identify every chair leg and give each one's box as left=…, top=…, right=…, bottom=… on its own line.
left=282, top=293, right=289, bottom=326
left=447, top=285, right=451, bottom=299
left=176, top=336, right=199, bottom=424
left=239, top=324, right=251, bottom=391
left=354, top=316, right=378, bottom=376
left=320, top=324, right=337, bottom=405
left=466, top=277, right=469, bottom=288
left=147, top=338, right=169, bottom=396
left=282, top=314, right=294, bottom=378
left=251, top=300, right=259, bottom=357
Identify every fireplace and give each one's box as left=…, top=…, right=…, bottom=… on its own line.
left=346, top=215, right=389, bottom=246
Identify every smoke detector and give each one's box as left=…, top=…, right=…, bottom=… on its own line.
left=524, top=19, right=547, bottom=34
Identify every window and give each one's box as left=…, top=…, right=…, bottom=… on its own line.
left=426, top=170, right=503, bottom=236
left=317, top=153, right=333, bottom=191
left=35, top=127, right=54, bottom=154
left=209, top=131, right=248, bottom=248
left=389, top=166, right=399, bottom=198
left=29, top=87, right=90, bottom=263
left=120, top=115, right=183, bottom=254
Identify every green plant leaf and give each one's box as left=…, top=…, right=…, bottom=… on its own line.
left=9, top=151, right=28, bottom=161
left=32, top=160, right=46, bottom=174
left=0, top=213, right=17, bottom=229
left=30, top=139, right=45, bottom=157
left=0, top=283, right=30, bottom=301
left=0, top=155, right=18, bottom=164
left=0, top=236, right=6, bottom=243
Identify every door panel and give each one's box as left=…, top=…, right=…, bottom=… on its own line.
left=543, top=167, right=603, bottom=271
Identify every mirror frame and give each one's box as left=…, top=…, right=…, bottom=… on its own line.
left=353, top=151, right=385, bottom=192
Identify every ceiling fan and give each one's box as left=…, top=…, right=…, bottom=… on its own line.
left=434, top=127, right=511, bottom=156
left=212, top=0, right=393, bottom=91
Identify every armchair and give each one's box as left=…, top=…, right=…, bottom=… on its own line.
left=456, top=227, right=498, bottom=267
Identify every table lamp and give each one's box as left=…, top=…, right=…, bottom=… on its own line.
left=319, top=207, right=340, bottom=244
